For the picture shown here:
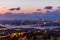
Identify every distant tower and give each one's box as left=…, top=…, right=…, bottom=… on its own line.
left=20, top=21, right=23, bottom=26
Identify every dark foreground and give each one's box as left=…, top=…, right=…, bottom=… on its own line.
left=0, top=27, right=60, bottom=40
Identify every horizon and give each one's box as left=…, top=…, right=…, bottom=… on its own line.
left=0, top=9, right=60, bottom=20
left=0, top=6, right=60, bottom=14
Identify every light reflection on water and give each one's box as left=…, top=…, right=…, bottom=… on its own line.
left=0, top=24, right=60, bottom=29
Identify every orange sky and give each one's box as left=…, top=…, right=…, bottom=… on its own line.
left=0, top=6, right=59, bottom=14
left=0, top=0, right=60, bottom=14
left=0, top=8, right=45, bottom=14
left=0, top=7, right=37, bottom=14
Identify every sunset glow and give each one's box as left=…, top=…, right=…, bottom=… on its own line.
left=0, top=0, right=60, bottom=14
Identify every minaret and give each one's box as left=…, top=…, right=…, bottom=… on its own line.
left=20, top=21, right=23, bottom=26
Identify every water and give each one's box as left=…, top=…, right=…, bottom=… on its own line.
left=0, top=24, right=60, bottom=30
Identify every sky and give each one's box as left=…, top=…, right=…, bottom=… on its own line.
left=0, top=0, right=60, bottom=14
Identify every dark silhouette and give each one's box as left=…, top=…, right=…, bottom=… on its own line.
left=9, top=7, right=20, bottom=11
left=44, top=6, right=53, bottom=9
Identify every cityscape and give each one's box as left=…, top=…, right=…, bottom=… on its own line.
left=0, top=0, right=60, bottom=40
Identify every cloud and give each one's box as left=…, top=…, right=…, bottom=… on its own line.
left=9, top=8, right=16, bottom=11
left=16, top=7, right=20, bottom=10
left=9, top=7, right=20, bottom=11
left=58, top=7, right=60, bottom=9
left=44, top=6, right=53, bottom=9
left=37, top=9, right=41, bottom=11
